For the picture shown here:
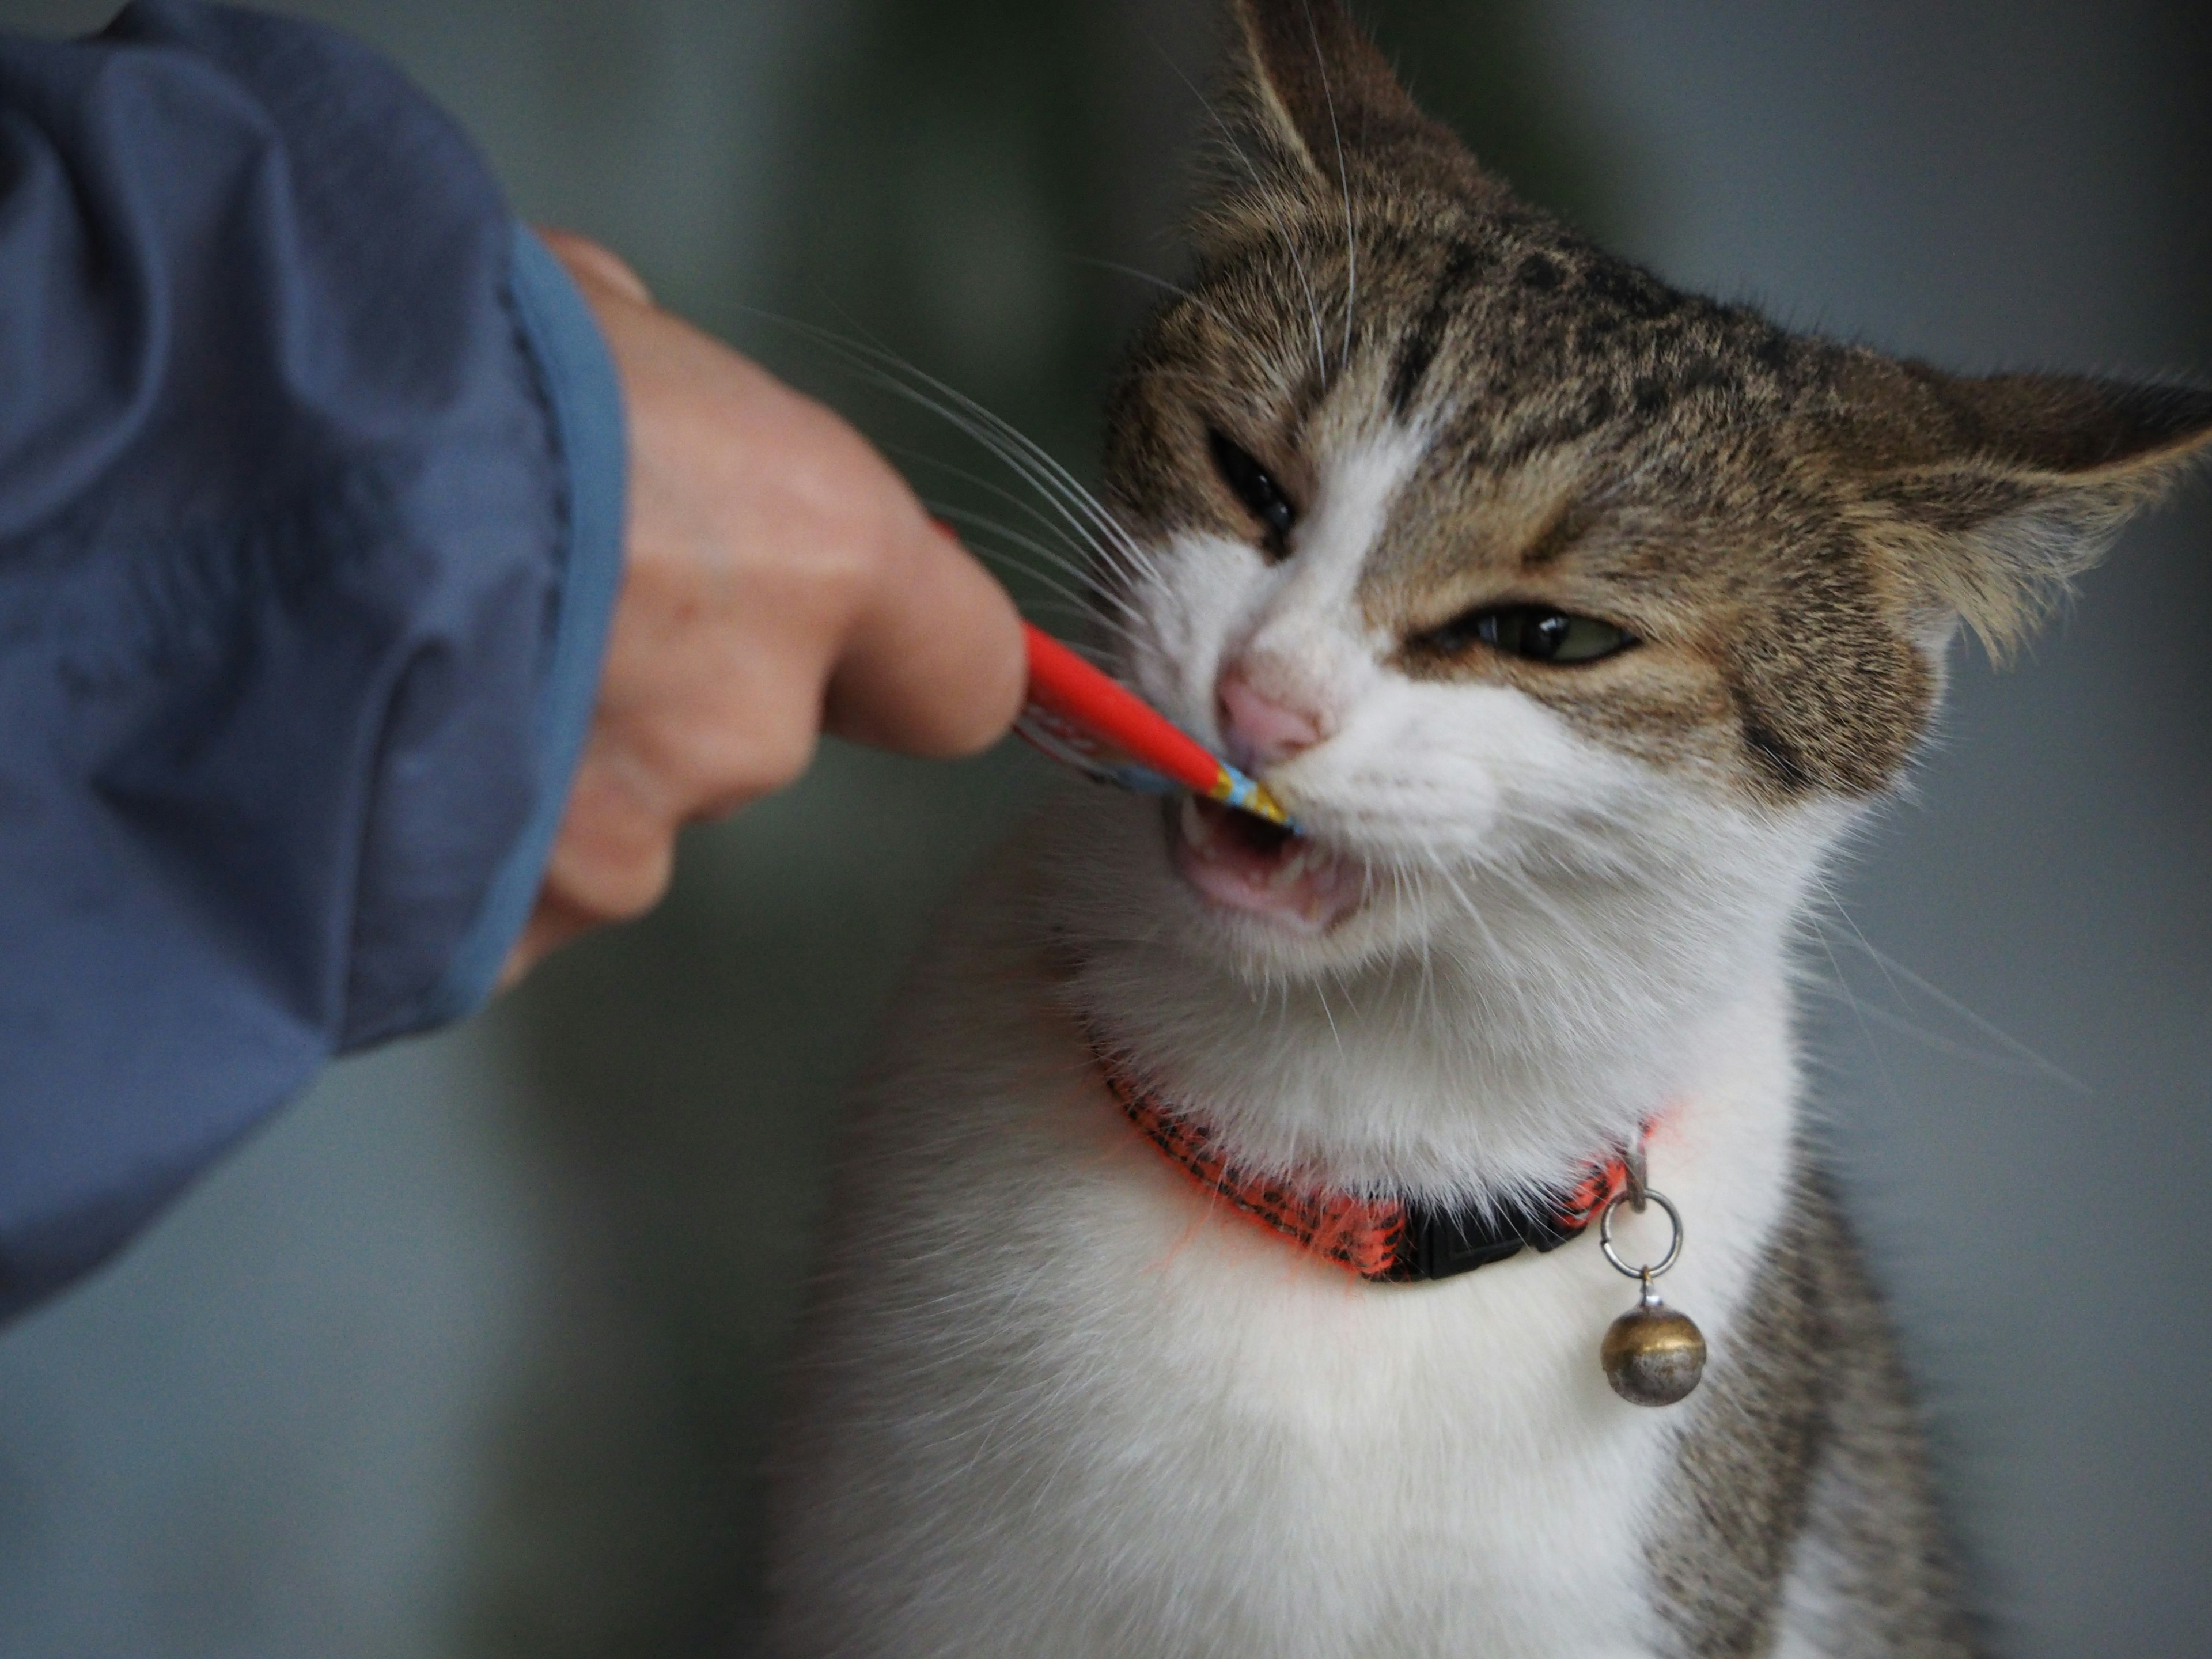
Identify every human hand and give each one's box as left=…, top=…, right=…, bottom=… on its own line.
left=501, top=231, right=1025, bottom=980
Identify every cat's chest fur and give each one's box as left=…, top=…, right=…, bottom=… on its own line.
left=766, top=851, right=1800, bottom=1659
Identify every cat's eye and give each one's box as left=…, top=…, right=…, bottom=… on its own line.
left=1416, top=605, right=1635, bottom=666
left=1207, top=429, right=1297, bottom=558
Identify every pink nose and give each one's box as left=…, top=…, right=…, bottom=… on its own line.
left=1217, top=669, right=1325, bottom=771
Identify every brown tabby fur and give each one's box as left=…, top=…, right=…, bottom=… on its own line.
left=1647, top=1162, right=1979, bottom=1656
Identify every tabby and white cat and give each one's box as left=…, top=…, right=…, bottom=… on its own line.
left=764, top=4, right=2211, bottom=1654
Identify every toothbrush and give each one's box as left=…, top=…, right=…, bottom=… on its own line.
left=1016, top=623, right=1294, bottom=830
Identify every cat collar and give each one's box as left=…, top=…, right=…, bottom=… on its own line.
left=1095, top=1044, right=1639, bottom=1284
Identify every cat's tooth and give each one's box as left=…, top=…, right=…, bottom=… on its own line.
left=1180, top=794, right=1211, bottom=853
left=1270, top=846, right=1315, bottom=889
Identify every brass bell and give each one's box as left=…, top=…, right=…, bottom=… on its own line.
left=1601, top=1279, right=1706, bottom=1407
left=1596, top=1188, right=1705, bottom=1408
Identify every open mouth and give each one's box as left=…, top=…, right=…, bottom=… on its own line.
left=1167, top=796, right=1364, bottom=932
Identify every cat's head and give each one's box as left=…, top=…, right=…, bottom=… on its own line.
left=1078, top=0, right=2211, bottom=1009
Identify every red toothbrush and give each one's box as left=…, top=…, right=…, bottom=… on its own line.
left=1016, top=623, right=1294, bottom=828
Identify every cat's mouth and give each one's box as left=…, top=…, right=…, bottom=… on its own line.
left=1167, top=796, right=1363, bottom=932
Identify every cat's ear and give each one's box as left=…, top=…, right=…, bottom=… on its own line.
left=1222, top=0, right=1467, bottom=185
left=1852, top=368, right=2212, bottom=658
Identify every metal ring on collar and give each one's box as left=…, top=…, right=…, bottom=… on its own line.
left=1598, top=1188, right=1684, bottom=1281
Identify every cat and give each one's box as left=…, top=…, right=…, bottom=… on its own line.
left=763, top=3, right=2211, bottom=1654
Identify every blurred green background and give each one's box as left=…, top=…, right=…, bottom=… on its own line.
left=0, top=3, right=2205, bottom=1657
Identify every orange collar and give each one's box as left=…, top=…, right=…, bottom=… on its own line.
left=1096, top=1044, right=1638, bottom=1283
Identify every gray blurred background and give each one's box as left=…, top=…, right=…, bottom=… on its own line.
left=0, top=2, right=2204, bottom=1655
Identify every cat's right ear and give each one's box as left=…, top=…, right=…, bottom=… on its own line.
left=1848, top=366, right=2212, bottom=659
left=1221, top=0, right=1469, bottom=187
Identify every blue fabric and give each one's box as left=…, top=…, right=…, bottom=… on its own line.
left=419, top=226, right=626, bottom=1029
left=0, top=2, right=628, bottom=1321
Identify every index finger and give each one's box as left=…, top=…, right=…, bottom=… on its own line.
left=821, top=515, right=1025, bottom=758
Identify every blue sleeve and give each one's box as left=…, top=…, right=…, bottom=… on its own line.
left=0, top=1, right=627, bottom=1321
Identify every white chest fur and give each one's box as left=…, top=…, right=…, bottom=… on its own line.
left=766, top=851, right=1801, bottom=1659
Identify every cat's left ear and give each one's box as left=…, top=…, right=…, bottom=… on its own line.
left=1852, top=367, right=2212, bottom=657
left=1222, top=0, right=1473, bottom=187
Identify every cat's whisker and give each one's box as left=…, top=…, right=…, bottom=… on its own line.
left=736, top=308, right=1161, bottom=594
left=1297, top=0, right=1358, bottom=374
left=890, top=444, right=1103, bottom=569
left=822, top=339, right=1156, bottom=578
left=983, top=535, right=1158, bottom=637
left=1389, top=866, right=1440, bottom=1029
left=1325, top=964, right=1361, bottom=1020
left=1391, top=838, right=1635, bottom=1048
left=1410, top=847, right=1508, bottom=969
left=925, top=498, right=1114, bottom=586
left=946, top=549, right=1146, bottom=654
left=879, top=376, right=1146, bottom=584
left=1801, top=979, right=2074, bottom=1081
left=926, top=503, right=1145, bottom=627
left=948, top=411, right=1153, bottom=582
left=1056, top=254, right=1237, bottom=337
left=1310, top=976, right=1345, bottom=1055
left=1799, top=897, right=1912, bottom=1118
left=955, top=424, right=1162, bottom=599
left=1803, top=887, right=2087, bottom=1093
left=841, top=359, right=1118, bottom=561
left=1021, top=600, right=1124, bottom=641
left=1154, top=42, right=1331, bottom=384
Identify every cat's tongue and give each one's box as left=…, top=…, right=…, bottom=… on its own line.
left=1170, top=796, right=1361, bottom=931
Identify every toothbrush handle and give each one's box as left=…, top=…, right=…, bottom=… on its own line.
left=1020, top=624, right=1291, bottom=826
left=1021, top=624, right=1224, bottom=799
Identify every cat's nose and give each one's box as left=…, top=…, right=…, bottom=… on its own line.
left=1217, top=669, right=1325, bottom=771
